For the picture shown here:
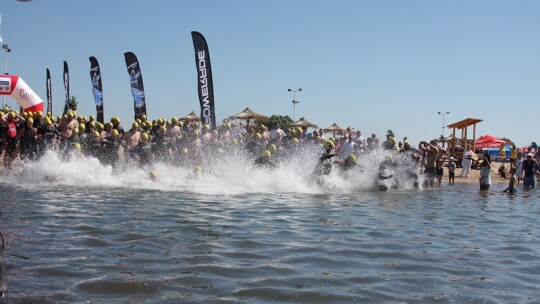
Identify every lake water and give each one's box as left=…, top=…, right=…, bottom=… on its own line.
left=1, top=151, right=539, bottom=303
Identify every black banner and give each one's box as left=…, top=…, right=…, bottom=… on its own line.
left=46, top=68, right=52, bottom=115
left=62, top=61, right=70, bottom=115
left=191, top=31, right=216, bottom=127
left=89, top=56, right=104, bottom=123
left=124, top=52, right=146, bottom=120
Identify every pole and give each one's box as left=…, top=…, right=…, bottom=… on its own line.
left=2, top=44, right=9, bottom=109
left=288, top=88, right=302, bottom=121
left=438, top=111, right=449, bottom=138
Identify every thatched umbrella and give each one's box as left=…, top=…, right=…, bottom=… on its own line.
left=230, top=107, right=269, bottom=127
left=323, top=122, right=345, bottom=137
left=183, top=111, right=201, bottom=122
left=290, top=117, right=318, bottom=129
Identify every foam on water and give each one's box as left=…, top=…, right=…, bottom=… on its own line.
left=2, top=147, right=422, bottom=195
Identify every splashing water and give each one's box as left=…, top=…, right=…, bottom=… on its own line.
left=1, top=147, right=423, bottom=196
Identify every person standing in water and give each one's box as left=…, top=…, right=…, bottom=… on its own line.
left=502, top=168, right=517, bottom=194
left=479, top=154, right=492, bottom=190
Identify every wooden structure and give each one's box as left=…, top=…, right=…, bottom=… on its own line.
left=446, top=118, right=483, bottom=151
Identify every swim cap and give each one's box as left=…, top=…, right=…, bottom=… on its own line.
left=270, top=144, right=277, bottom=151
left=37, top=111, right=43, bottom=117
left=27, top=117, right=34, bottom=124
left=89, top=115, right=95, bottom=120
left=213, top=130, right=219, bottom=136
left=79, top=123, right=86, bottom=131
left=9, top=112, right=17, bottom=118
left=204, top=124, right=211, bottom=130
left=160, top=126, right=167, bottom=133
left=347, top=154, right=356, bottom=162
left=231, top=139, right=238, bottom=145
left=194, top=165, right=202, bottom=173
left=141, top=114, right=147, bottom=120
left=292, top=138, right=299, bottom=144
left=150, top=171, right=157, bottom=177
left=171, top=117, right=178, bottom=123
left=136, top=119, right=142, bottom=124
left=73, top=127, right=79, bottom=134
left=93, top=131, right=100, bottom=138
left=132, top=122, right=139, bottom=128
left=112, top=129, right=119, bottom=136
left=255, top=133, right=262, bottom=139
left=141, top=133, right=149, bottom=140
left=73, top=143, right=81, bottom=150
left=325, top=140, right=335, bottom=148
left=263, top=150, right=271, bottom=157
left=181, top=147, right=188, bottom=154
left=89, top=122, right=96, bottom=129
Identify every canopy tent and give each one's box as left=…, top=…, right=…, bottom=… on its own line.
left=475, top=135, right=509, bottom=149
left=290, top=117, right=318, bottom=129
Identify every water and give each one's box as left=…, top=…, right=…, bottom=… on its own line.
left=1, top=152, right=539, bottom=303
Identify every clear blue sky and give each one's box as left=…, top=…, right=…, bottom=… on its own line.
left=1, top=0, right=539, bottom=147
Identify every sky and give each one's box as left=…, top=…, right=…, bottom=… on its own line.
left=1, top=0, right=539, bottom=147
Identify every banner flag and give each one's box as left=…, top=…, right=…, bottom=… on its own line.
left=191, top=31, right=216, bottom=127
left=124, top=52, right=147, bottom=120
left=89, top=56, right=104, bottom=123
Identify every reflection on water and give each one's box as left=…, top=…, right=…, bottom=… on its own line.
left=0, top=153, right=539, bottom=303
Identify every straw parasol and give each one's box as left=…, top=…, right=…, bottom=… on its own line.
left=230, top=107, right=269, bottom=125
left=323, top=123, right=344, bottom=133
left=183, top=111, right=201, bottom=122
left=290, top=117, right=318, bottom=129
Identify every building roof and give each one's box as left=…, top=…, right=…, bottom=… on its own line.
left=446, top=118, right=483, bottom=129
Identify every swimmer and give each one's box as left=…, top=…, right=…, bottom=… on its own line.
left=149, top=171, right=157, bottom=182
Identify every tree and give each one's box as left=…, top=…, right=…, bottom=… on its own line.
left=67, top=96, right=78, bottom=111
left=501, top=137, right=515, bottom=148
left=268, top=115, right=293, bottom=130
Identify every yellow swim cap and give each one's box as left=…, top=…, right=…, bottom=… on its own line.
left=263, top=150, right=271, bottom=157
left=325, top=140, right=335, bottom=148
left=255, top=133, right=262, bottom=139
left=132, top=122, right=139, bottom=128
left=194, top=165, right=202, bottom=173
left=292, top=138, right=299, bottom=144
left=347, top=154, right=356, bottom=162
left=270, top=144, right=277, bottom=151
left=73, top=127, right=79, bottom=134
left=112, top=129, right=119, bottom=136
left=93, top=131, right=100, bottom=138
left=181, top=147, right=188, bottom=154
left=79, top=123, right=86, bottom=131
left=150, top=171, right=157, bottom=177
left=73, top=143, right=81, bottom=150
left=27, top=117, right=34, bottom=124
left=141, top=132, right=149, bottom=140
